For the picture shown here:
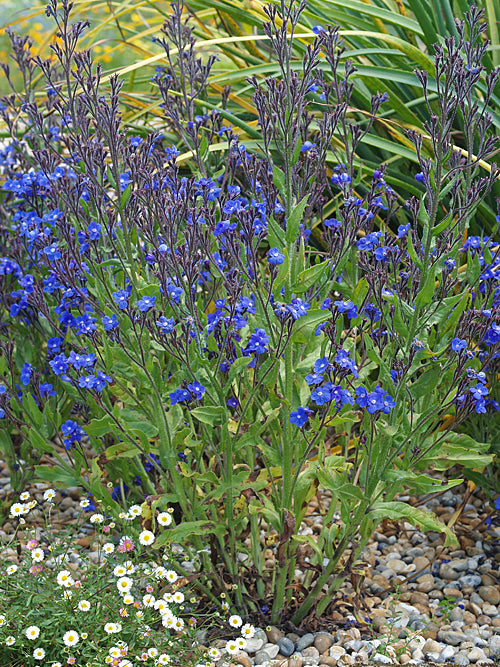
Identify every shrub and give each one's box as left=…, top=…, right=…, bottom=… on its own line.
left=0, top=0, right=498, bottom=626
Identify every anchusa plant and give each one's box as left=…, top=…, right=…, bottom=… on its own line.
left=0, top=0, right=498, bottom=626
left=1, top=487, right=254, bottom=666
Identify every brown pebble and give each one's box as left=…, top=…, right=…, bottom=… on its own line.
left=443, top=587, right=463, bottom=598
left=319, top=659, right=337, bottom=667
left=288, top=657, right=303, bottom=667
left=234, top=653, right=252, bottom=667
left=302, top=647, right=320, bottom=659
left=491, top=618, right=500, bottom=627
left=75, top=536, right=91, bottom=548
left=410, top=591, right=431, bottom=606
left=463, top=611, right=476, bottom=624
left=422, top=622, right=439, bottom=639
left=476, top=614, right=492, bottom=625
left=314, top=633, right=334, bottom=653
left=412, top=602, right=431, bottom=616
left=266, top=626, right=284, bottom=643
left=399, top=654, right=412, bottom=664
left=479, top=585, right=500, bottom=605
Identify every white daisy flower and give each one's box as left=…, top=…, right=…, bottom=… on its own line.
left=104, top=623, right=118, bottom=634
left=154, top=566, right=167, bottom=579
left=143, top=594, right=155, bottom=607
left=122, top=593, right=134, bottom=605
left=136, top=610, right=144, bottom=619
left=6, top=636, right=15, bottom=646
left=147, top=648, right=159, bottom=658
left=118, top=660, right=133, bottom=667
left=221, top=600, right=230, bottom=611
left=225, top=639, right=240, bottom=655
left=6, top=564, right=18, bottom=575
left=78, top=600, right=91, bottom=612
left=103, top=542, right=115, bottom=554
left=116, top=576, right=133, bottom=593
left=31, top=547, right=45, bottom=562
left=165, top=570, right=178, bottom=583
left=9, top=503, right=26, bottom=517
left=109, top=646, right=121, bottom=657
left=241, top=623, right=255, bottom=638
left=56, top=570, right=74, bottom=587
left=25, top=625, right=40, bottom=640
left=43, top=488, right=56, bottom=501
left=63, top=590, right=73, bottom=599
left=27, top=500, right=36, bottom=509
left=0, top=615, right=5, bottom=626
left=154, top=599, right=171, bottom=614
left=173, top=591, right=184, bottom=604
left=173, top=617, right=184, bottom=631
left=162, top=616, right=176, bottom=629
left=20, top=491, right=30, bottom=501
left=33, top=647, right=45, bottom=660
left=79, top=499, right=90, bottom=508
left=163, top=593, right=173, bottom=602
left=228, top=614, right=243, bottom=628
left=123, top=560, right=135, bottom=573
left=157, top=655, right=171, bottom=665
left=63, top=630, right=79, bottom=647
left=236, top=637, right=247, bottom=650
left=128, top=504, right=142, bottom=516
left=208, top=648, right=222, bottom=660
left=156, top=512, right=172, bottom=527
left=138, top=530, right=155, bottom=546
left=90, top=513, right=104, bottom=524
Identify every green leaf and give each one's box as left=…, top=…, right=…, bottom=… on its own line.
left=415, top=265, right=436, bottom=307
left=408, top=365, right=441, bottom=401
left=368, top=501, right=458, bottom=547
left=272, top=167, right=285, bottom=195
left=293, top=260, right=332, bottom=294
left=154, top=520, right=225, bottom=547
left=191, top=405, right=226, bottom=426
left=381, top=470, right=462, bottom=494
left=285, top=195, right=310, bottom=244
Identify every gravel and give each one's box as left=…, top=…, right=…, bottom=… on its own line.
left=1, top=463, right=499, bottom=666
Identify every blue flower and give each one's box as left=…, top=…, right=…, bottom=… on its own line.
left=334, top=349, right=359, bottom=378
left=311, top=386, right=333, bottom=406
left=169, top=388, right=191, bottom=405
left=156, top=316, right=175, bottom=334
left=267, top=248, right=285, bottom=265
left=290, top=406, right=312, bottom=427
left=49, top=354, right=69, bottom=376
left=469, top=383, right=488, bottom=400
left=245, top=328, right=270, bottom=354
left=334, top=300, right=358, bottom=319
left=187, top=382, right=206, bottom=399
left=451, top=338, right=467, bottom=352
left=61, top=420, right=85, bottom=449
left=415, top=172, right=425, bottom=183
left=300, top=141, right=316, bottom=152
left=113, top=289, right=130, bottom=310
left=88, top=221, right=102, bottom=240
left=137, top=296, right=156, bottom=312
left=305, top=372, right=324, bottom=386
left=79, top=375, right=97, bottom=390
left=324, top=218, right=341, bottom=229
left=39, top=382, right=56, bottom=397
left=20, top=362, right=33, bottom=386
left=443, top=258, right=456, bottom=271
left=287, top=298, right=310, bottom=320
left=374, top=246, right=391, bottom=262
left=102, top=314, right=118, bottom=331
left=43, top=242, right=61, bottom=262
